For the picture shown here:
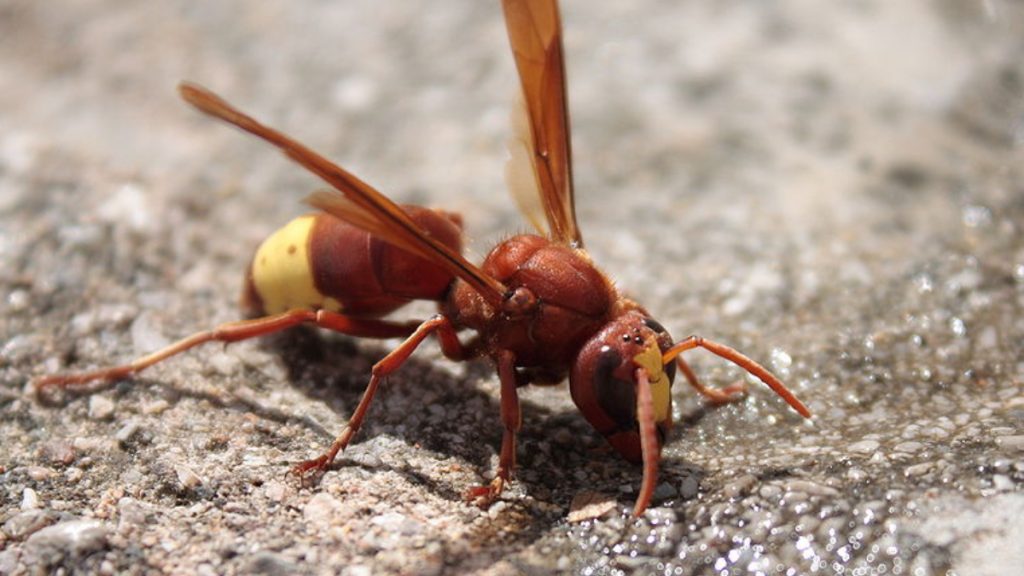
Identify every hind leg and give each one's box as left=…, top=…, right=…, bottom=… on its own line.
left=34, top=309, right=420, bottom=396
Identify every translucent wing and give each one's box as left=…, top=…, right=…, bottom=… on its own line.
left=179, top=83, right=507, bottom=307
left=505, top=94, right=548, bottom=236
left=501, top=0, right=582, bottom=246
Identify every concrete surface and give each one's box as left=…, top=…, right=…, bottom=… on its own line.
left=2, top=0, right=1023, bottom=574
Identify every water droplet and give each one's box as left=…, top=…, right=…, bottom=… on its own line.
left=771, top=348, right=793, bottom=370
left=913, top=274, right=933, bottom=294
left=962, top=204, right=992, bottom=228
left=949, top=317, right=967, bottom=338
left=7, top=289, right=29, bottom=311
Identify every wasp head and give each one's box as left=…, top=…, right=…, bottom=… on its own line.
left=569, top=311, right=676, bottom=464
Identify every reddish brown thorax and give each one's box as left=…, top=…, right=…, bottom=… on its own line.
left=446, top=235, right=677, bottom=463
left=445, top=234, right=617, bottom=382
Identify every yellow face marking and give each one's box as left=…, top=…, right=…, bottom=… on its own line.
left=633, top=343, right=672, bottom=424
left=251, top=215, right=339, bottom=314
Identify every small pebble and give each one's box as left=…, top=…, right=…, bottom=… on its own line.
left=7, top=288, right=29, bottom=311
left=783, top=479, right=839, bottom=497
left=264, top=480, right=288, bottom=502
left=304, top=493, right=344, bottom=526
left=616, top=553, right=658, bottom=570
left=246, top=551, right=299, bottom=576
left=3, top=510, right=52, bottom=539
left=904, top=462, right=933, bottom=477
left=995, top=435, right=1024, bottom=452
left=0, top=550, right=16, bottom=576
left=370, top=512, right=424, bottom=537
left=487, top=501, right=509, bottom=519
left=992, top=475, right=1014, bottom=491
left=847, top=467, right=867, bottom=482
left=679, top=475, right=701, bottom=499
left=208, top=350, right=241, bottom=376
left=848, top=440, right=880, bottom=455
left=22, top=488, right=40, bottom=510
left=73, top=436, right=113, bottom=453
left=722, top=475, right=755, bottom=499
left=117, top=498, right=150, bottom=531
left=893, top=441, right=924, bottom=454
left=175, top=464, right=203, bottom=490
left=652, top=482, right=676, bottom=501
left=24, top=520, right=109, bottom=564
left=142, top=399, right=170, bottom=415
left=115, top=421, right=141, bottom=444
left=88, top=395, right=116, bottom=420
left=42, top=440, right=76, bottom=465
left=567, top=492, right=617, bottom=523
left=27, top=466, right=56, bottom=481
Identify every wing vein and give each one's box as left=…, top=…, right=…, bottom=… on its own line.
left=178, top=82, right=507, bottom=307
left=502, top=0, right=583, bottom=247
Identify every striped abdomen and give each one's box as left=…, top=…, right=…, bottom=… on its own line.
left=243, top=206, right=463, bottom=317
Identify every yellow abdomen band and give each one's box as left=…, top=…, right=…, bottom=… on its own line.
left=250, top=215, right=341, bottom=314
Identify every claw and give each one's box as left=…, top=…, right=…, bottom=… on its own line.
left=464, top=476, right=506, bottom=508
left=290, top=456, right=329, bottom=478
left=31, top=378, right=64, bottom=405
left=287, top=447, right=340, bottom=486
left=699, top=380, right=748, bottom=406
left=286, top=427, right=354, bottom=484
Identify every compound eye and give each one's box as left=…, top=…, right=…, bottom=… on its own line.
left=640, top=318, right=676, bottom=386
left=592, top=347, right=637, bottom=430
left=643, top=318, right=668, bottom=335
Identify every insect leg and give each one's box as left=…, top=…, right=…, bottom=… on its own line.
left=674, top=355, right=748, bottom=405
left=465, top=349, right=520, bottom=507
left=290, top=314, right=469, bottom=478
left=663, top=336, right=811, bottom=418
left=33, top=309, right=420, bottom=396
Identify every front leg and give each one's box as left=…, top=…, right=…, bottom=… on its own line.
left=466, top=349, right=520, bottom=507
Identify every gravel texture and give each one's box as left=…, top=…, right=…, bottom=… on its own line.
left=2, top=1, right=1023, bottom=574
